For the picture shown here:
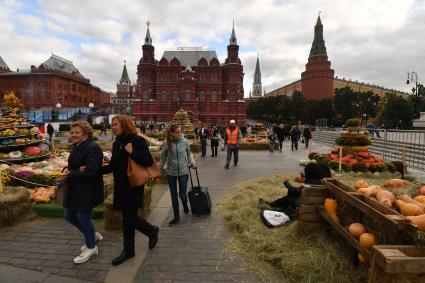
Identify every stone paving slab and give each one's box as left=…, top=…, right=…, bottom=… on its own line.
left=135, top=141, right=316, bottom=282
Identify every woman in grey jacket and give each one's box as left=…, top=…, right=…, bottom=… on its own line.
left=159, top=124, right=196, bottom=225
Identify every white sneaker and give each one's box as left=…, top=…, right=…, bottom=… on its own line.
left=81, top=232, right=103, bottom=251
left=73, top=246, right=98, bottom=264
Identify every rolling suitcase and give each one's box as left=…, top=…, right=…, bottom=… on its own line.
left=188, top=167, right=212, bottom=215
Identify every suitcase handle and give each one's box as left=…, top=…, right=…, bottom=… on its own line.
left=188, top=166, right=201, bottom=188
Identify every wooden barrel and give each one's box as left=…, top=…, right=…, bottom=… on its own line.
left=298, top=185, right=328, bottom=222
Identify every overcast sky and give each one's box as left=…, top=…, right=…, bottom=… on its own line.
left=1, top=0, right=424, bottom=97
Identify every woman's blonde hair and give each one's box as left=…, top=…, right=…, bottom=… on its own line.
left=71, top=120, right=93, bottom=137
left=112, top=115, right=138, bottom=135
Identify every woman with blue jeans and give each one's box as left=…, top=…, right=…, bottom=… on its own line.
left=160, top=124, right=196, bottom=225
left=63, top=121, right=104, bottom=264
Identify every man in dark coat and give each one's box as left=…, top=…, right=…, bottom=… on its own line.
left=275, top=124, right=285, bottom=152
left=303, top=124, right=313, bottom=149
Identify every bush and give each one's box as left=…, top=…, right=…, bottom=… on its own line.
left=59, top=124, right=71, bottom=132
left=352, top=162, right=368, bottom=173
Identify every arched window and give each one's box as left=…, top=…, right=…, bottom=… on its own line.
left=142, top=91, right=149, bottom=101
left=161, top=91, right=167, bottom=101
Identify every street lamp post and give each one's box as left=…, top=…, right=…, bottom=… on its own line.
left=406, top=71, right=423, bottom=119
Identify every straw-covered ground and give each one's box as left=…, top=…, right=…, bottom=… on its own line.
left=217, top=171, right=416, bottom=283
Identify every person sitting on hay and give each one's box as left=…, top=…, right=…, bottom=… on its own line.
left=258, top=162, right=331, bottom=216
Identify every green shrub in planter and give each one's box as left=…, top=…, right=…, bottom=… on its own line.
left=352, top=162, right=368, bottom=173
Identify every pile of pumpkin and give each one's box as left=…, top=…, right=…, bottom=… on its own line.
left=324, top=198, right=379, bottom=264
left=28, top=187, right=56, bottom=203
left=354, top=179, right=425, bottom=231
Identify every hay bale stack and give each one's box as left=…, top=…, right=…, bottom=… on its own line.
left=298, top=185, right=329, bottom=222
left=104, top=186, right=153, bottom=231
left=0, top=186, right=33, bottom=227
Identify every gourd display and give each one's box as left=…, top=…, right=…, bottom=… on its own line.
left=375, top=190, right=395, bottom=208
left=358, top=185, right=382, bottom=197
left=384, top=178, right=406, bottom=188
left=324, top=198, right=339, bottom=223
left=406, top=214, right=425, bottom=231
left=419, top=186, right=425, bottom=196
left=397, top=195, right=425, bottom=213
left=394, top=200, right=423, bottom=216
left=354, top=180, right=368, bottom=190
left=414, top=195, right=425, bottom=205
left=348, top=223, right=367, bottom=238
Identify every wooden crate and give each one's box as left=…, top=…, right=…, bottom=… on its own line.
left=323, top=178, right=417, bottom=236
left=298, top=184, right=329, bottom=222
left=369, top=245, right=425, bottom=283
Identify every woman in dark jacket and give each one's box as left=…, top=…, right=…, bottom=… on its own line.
left=259, top=162, right=331, bottom=211
left=63, top=121, right=104, bottom=264
left=210, top=126, right=219, bottom=157
left=102, top=115, right=159, bottom=266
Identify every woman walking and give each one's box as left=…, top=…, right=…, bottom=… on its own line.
left=102, top=115, right=159, bottom=266
left=63, top=121, right=104, bottom=264
left=159, top=124, right=196, bottom=225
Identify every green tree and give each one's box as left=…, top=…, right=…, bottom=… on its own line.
left=334, top=87, right=359, bottom=123
left=290, top=91, right=305, bottom=122
left=376, top=93, right=414, bottom=129
left=305, top=98, right=335, bottom=125
left=357, top=91, right=380, bottom=119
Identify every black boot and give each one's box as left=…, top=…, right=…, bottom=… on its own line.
left=183, top=203, right=189, bottom=214
left=168, top=217, right=180, bottom=225
left=112, top=250, right=135, bottom=266
left=149, top=226, right=159, bottom=250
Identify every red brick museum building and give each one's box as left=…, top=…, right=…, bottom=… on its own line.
left=0, top=54, right=110, bottom=111
left=118, top=24, right=247, bottom=125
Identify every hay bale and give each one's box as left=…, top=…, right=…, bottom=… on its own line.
left=104, top=186, right=153, bottom=231
left=217, top=174, right=368, bottom=282
left=0, top=186, right=34, bottom=227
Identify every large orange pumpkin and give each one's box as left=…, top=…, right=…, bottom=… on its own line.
left=348, top=223, right=367, bottom=238
left=359, top=233, right=376, bottom=249
left=354, top=180, right=369, bottom=190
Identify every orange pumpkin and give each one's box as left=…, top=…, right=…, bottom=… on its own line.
left=384, top=178, right=406, bottom=188
left=359, top=233, right=376, bottom=249
left=348, top=223, right=367, bottom=238
left=395, top=200, right=423, bottom=216
left=358, top=253, right=367, bottom=264
left=354, top=180, right=369, bottom=190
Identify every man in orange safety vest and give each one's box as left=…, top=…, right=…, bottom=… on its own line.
left=224, top=120, right=242, bottom=169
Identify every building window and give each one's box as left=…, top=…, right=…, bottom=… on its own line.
left=161, top=91, right=167, bottom=101
left=199, top=91, right=205, bottom=102
left=143, top=92, right=149, bottom=101
left=184, top=89, right=191, bottom=101
left=211, top=92, right=217, bottom=102
left=211, top=74, right=218, bottom=83
left=173, top=91, right=178, bottom=102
